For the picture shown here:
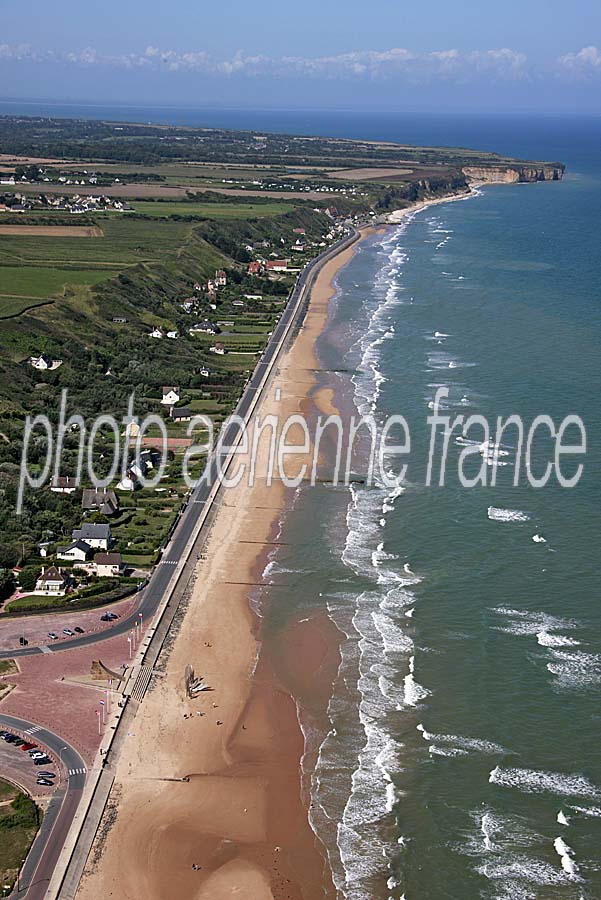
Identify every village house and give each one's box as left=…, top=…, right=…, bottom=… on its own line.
left=148, top=327, right=164, bottom=339
left=29, top=353, right=63, bottom=371
left=215, top=269, right=227, bottom=287
left=34, top=566, right=74, bottom=597
left=180, top=299, right=196, bottom=314
left=56, top=539, right=92, bottom=563
left=170, top=407, right=193, bottom=422
left=209, top=342, right=226, bottom=355
left=161, top=386, right=181, bottom=406
left=266, top=260, right=289, bottom=273
left=291, top=239, right=306, bottom=252
left=93, top=552, right=124, bottom=578
left=293, top=227, right=306, bottom=235
left=71, top=522, right=111, bottom=550
left=199, top=367, right=210, bottom=378
left=247, top=261, right=264, bottom=276
left=189, top=319, right=220, bottom=335
left=193, top=282, right=202, bottom=292
left=116, top=469, right=139, bottom=492
left=82, top=488, right=120, bottom=517
left=232, top=300, right=245, bottom=307
left=166, top=330, right=179, bottom=340
left=112, top=316, right=127, bottom=324
left=50, top=476, right=78, bottom=494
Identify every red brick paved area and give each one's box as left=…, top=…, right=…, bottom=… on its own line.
left=0, top=629, right=143, bottom=763
left=0, top=595, right=138, bottom=651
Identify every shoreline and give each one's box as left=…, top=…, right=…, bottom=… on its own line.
left=74, top=185, right=476, bottom=899
left=74, top=224, right=373, bottom=900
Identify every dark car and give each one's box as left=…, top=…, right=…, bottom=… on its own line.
left=100, top=614, right=111, bottom=622
left=74, top=626, right=84, bottom=634
left=12, top=739, right=25, bottom=747
left=36, top=778, right=54, bottom=786
left=19, top=636, right=28, bottom=646
left=37, top=771, right=55, bottom=778
left=3, top=734, right=18, bottom=743
left=34, top=757, right=52, bottom=766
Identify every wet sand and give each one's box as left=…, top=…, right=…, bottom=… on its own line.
left=76, top=230, right=370, bottom=900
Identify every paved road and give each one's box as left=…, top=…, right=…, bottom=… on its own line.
left=0, top=714, right=86, bottom=900
left=0, top=228, right=358, bottom=664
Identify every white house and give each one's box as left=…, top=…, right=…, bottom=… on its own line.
left=57, top=540, right=92, bottom=562
left=148, top=327, right=164, bottom=339
left=29, top=354, right=63, bottom=371
left=117, top=470, right=138, bottom=492
left=209, top=343, right=226, bottom=355
left=199, top=367, right=210, bottom=378
left=161, top=386, right=181, bottom=406
left=166, top=331, right=179, bottom=340
left=71, top=523, right=111, bottom=550
left=50, top=476, right=78, bottom=494
left=34, top=566, right=73, bottom=597
left=93, top=552, right=124, bottom=578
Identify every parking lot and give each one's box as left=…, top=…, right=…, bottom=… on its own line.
left=0, top=731, right=61, bottom=799
left=0, top=595, right=138, bottom=651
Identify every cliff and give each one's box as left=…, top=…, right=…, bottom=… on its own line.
left=462, top=164, right=565, bottom=184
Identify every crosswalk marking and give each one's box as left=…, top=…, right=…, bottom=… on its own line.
left=159, top=559, right=177, bottom=566
left=24, top=725, right=42, bottom=734
left=68, top=767, right=86, bottom=776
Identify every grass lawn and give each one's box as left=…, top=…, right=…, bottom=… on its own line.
left=0, top=792, right=40, bottom=896
left=0, top=660, right=17, bottom=676
left=0, top=266, right=117, bottom=298
left=0, top=780, right=18, bottom=802
left=0, top=218, right=193, bottom=269
left=128, top=201, right=297, bottom=219
left=0, top=296, right=53, bottom=318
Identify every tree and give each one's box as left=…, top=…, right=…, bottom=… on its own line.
left=17, top=566, right=41, bottom=592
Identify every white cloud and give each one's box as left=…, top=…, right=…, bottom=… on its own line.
left=0, top=42, right=36, bottom=61
left=0, top=42, right=547, bottom=84
left=558, top=45, right=601, bottom=72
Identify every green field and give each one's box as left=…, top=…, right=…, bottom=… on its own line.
left=0, top=791, right=40, bottom=895
left=128, top=200, right=297, bottom=218
left=0, top=266, right=117, bottom=298
left=0, top=218, right=192, bottom=268
left=0, top=296, right=52, bottom=318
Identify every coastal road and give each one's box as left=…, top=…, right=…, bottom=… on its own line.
left=0, top=226, right=360, bottom=663
left=0, top=714, right=86, bottom=900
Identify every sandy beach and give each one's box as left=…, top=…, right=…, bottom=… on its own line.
left=74, top=194, right=465, bottom=900
left=75, top=231, right=368, bottom=900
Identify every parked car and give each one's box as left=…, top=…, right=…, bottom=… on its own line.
left=19, top=636, right=28, bottom=646
left=37, top=771, right=55, bottom=778
left=47, top=632, right=58, bottom=640
left=36, top=778, right=54, bottom=786
left=20, top=742, right=36, bottom=751
left=34, top=757, right=52, bottom=766
left=29, top=750, right=46, bottom=759
left=74, top=627, right=84, bottom=634
left=63, top=629, right=74, bottom=636
left=12, top=739, right=25, bottom=747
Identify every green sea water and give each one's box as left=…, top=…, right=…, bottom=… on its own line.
left=261, top=116, right=601, bottom=899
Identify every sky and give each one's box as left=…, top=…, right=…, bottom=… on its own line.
left=1, top=0, right=600, bottom=113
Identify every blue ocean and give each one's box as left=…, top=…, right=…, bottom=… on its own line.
left=259, top=111, right=601, bottom=899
